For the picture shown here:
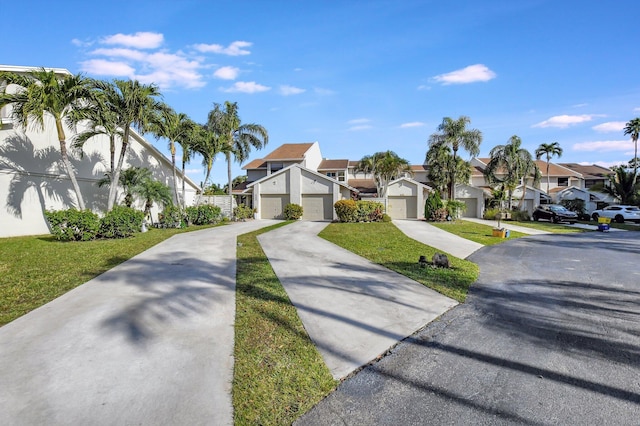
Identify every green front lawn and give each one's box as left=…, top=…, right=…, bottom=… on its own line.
left=319, top=222, right=478, bottom=302
left=0, top=225, right=220, bottom=326
left=234, top=223, right=336, bottom=425
left=430, top=220, right=528, bottom=245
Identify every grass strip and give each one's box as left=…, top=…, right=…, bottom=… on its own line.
left=234, top=222, right=336, bottom=425
left=0, top=225, right=219, bottom=327
left=430, top=220, right=528, bottom=245
left=501, top=220, right=588, bottom=233
left=319, top=222, right=478, bottom=302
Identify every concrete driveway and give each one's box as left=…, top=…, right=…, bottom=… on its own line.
left=0, top=220, right=278, bottom=426
left=298, top=231, right=640, bottom=424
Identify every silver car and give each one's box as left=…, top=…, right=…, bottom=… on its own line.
left=591, top=205, right=640, bottom=223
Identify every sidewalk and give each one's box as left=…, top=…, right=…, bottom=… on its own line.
left=393, top=219, right=483, bottom=259
left=258, top=221, right=458, bottom=379
left=0, top=220, right=278, bottom=426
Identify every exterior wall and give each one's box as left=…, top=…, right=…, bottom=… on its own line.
left=302, top=142, right=322, bottom=171
left=247, top=169, right=267, bottom=182
left=0, top=106, right=198, bottom=238
left=455, top=185, right=485, bottom=218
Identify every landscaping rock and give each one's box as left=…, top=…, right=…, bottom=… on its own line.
left=432, top=253, right=450, bottom=268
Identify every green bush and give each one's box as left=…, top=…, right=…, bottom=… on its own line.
left=445, top=200, right=467, bottom=219
left=424, top=191, right=444, bottom=220
left=185, top=204, right=222, bottom=225
left=334, top=199, right=358, bottom=222
left=234, top=204, right=255, bottom=220
left=510, top=209, right=530, bottom=222
left=382, top=213, right=392, bottom=222
left=560, top=199, right=587, bottom=215
left=99, top=206, right=145, bottom=239
left=45, top=209, right=101, bottom=241
left=431, top=207, right=449, bottom=222
left=355, top=200, right=384, bottom=222
left=283, top=203, right=304, bottom=220
left=160, top=205, right=184, bottom=228
left=484, top=208, right=501, bottom=220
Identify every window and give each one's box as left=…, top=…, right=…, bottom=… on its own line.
left=337, top=171, right=345, bottom=182
left=326, top=172, right=336, bottom=178
left=269, top=162, right=283, bottom=173
left=558, top=177, right=569, bottom=187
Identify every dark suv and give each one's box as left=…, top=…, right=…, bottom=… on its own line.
left=532, top=204, right=578, bottom=224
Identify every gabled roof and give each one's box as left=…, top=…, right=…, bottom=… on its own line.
left=246, top=163, right=357, bottom=193
left=318, top=159, right=349, bottom=170
left=475, top=158, right=582, bottom=178
left=348, top=160, right=360, bottom=167
left=410, top=164, right=428, bottom=171
left=263, top=142, right=315, bottom=160
left=348, top=178, right=376, bottom=193
left=242, top=159, right=267, bottom=170
left=559, top=163, right=613, bottom=179
left=389, top=176, right=432, bottom=190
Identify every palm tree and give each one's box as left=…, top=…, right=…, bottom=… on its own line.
left=206, top=101, right=268, bottom=215
left=149, top=106, right=195, bottom=206
left=97, top=166, right=152, bottom=207
left=535, top=141, right=563, bottom=194
left=356, top=150, right=412, bottom=198
left=425, top=140, right=472, bottom=197
left=593, top=166, right=640, bottom=205
left=91, top=79, right=164, bottom=210
left=134, top=177, right=173, bottom=225
left=192, top=124, right=225, bottom=191
left=624, top=118, right=640, bottom=184
left=484, top=135, right=537, bottom=210
left=428, top=116, right=482, bottom=200
left=177, top=123, right=199, bottom=208
left=0, top=68, right=94, bottom=209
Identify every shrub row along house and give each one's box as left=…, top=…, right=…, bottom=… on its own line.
left=236, top=142, right=617, bottom=220
left=0, top=65, right=199, bottom=238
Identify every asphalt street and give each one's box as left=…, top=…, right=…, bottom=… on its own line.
left=298, top=231, right=640, bottom=425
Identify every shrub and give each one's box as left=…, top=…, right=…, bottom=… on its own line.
left=431, top=207, right=449, bottom=222
left=560, top=199, right=586, bottom=214
left=334, top=199, right=357, bottom=222
left=185, top=204, right=222, bottom=225
left=99, top=206, right=145, bottom=239
left=160, top=205, right=184, bottom=228
left=510, top=209, right=530, bottom=222
left=382, top=213, right=392, bottom=222
left=283, top=203, right=303, bottom=220
left=445, top=200, right=466, bottom=219
left=483, top=208, right=501, bottom=220
left=355, top=200, right=384, bottom=222
left=234, top=204, right=255, bottom=220
left=45, top=209, right=100, bottom=241
left=424, top=191, right=444, bottom=221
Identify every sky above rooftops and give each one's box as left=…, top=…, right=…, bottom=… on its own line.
left=2, top=0, right=639, bottom=187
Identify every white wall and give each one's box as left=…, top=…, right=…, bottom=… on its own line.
left=303, top=142, right=322, bottom=171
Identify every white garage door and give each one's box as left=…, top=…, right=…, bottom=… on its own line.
left=388, top=196, right=417, bottom=219
left=460, top=198, right=477, bottom=218
left=302, top=194, right=333, bottom=221
left=261, top=194, right=289, bottom=219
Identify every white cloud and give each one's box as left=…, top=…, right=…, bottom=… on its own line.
left=579, top=160, right=624, bottom=169
left=400, top=122, right=425, bottom=128
left=222, top=81, right=271, bottom=93
left=533, top=114, right=599, bottom=128
left=71, top=38, right=92, bottom=47
left=592, top=121, right=626, bottom=133
left=213, top=66, right=240, bottom=80
left=572, top=139, right=634, bottom=152
left=314, top=87, right=335, bottom=96
left=279, top=85, right=305, bottom=96
left=572, top=103, right=589, bottom=108
left=90, top=48, right=147, bottom=61
left=417, top=85, right=431, bottom=91
left=348, top=125, right=372, bottom=131
left=431, top=64, right=496, bottom=85
left=102, top=32, right=164, bottom=49
left=348, top=118, right=370, bottom=125
left=79, top=59, right=135, bottom=77
left=634, top=107, right=640, bottom=112
left=193, top=41, right=252, bottom=56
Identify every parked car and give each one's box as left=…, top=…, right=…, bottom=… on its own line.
left=532, top=204, right=578, bottom=224
left=591, top=205, right=640, bottom=223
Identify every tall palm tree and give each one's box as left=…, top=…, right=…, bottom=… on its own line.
left=356, top=150, right=412, bottom=198
left=192, top=124, right=225, bottom=192
left=624, top=118, right=640, bottom=184
left=149, top=106, right=195, bottom=206
left=206, top=101, right=268, bottom=215
left=593, top=166, right=640, bottom=205
left=428, top=116, right=482, bottom=200
left=97, top=166, right=152, bottom=207
left=425, top=140, right=472, bottom=197
left=177, top=123, right=199, bottom=208
left=484, top=135, right=537, bottom=209
left=91, top=79, right=164, bottom=210
left=0, top=68, right=93, bottom=209
left=535, top=141, right=563, bottom=194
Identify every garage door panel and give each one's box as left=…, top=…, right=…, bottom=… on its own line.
left=261, top=195, right=289, bottom=219
left=460, top=198, right=477, bottom=218
left=388, top=196, right=417, bottom=219
left=302, top=194, right=333, bottom=221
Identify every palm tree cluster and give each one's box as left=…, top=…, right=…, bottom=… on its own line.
left=0, top=68, right=268, bottom=216
left=356, top=150, right=412, bottom=198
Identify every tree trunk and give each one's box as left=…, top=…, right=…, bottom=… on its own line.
left=56, top=120, right=86, bottom=210
left=227, top=151, right=233, bottom=218
left=634, top=138, right=638, bottom=186
left=449, top=149, right=458, bottom=201
left=171, top=147, right=180, bottom=208
left=108, top=130, right=129, bottom=210
left=181, top=159, right=186, bottom=209
left=546, top=160, right=550, bottom=194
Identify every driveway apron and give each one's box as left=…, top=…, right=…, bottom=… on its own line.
left=0, top=220, right=278, bottom=426
left=393, top=219, right=483, bottom=259
left=258, top=221, right=458, bottom=379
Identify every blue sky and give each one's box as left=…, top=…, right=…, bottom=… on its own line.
left=3, top=0, right=640, bottom=186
